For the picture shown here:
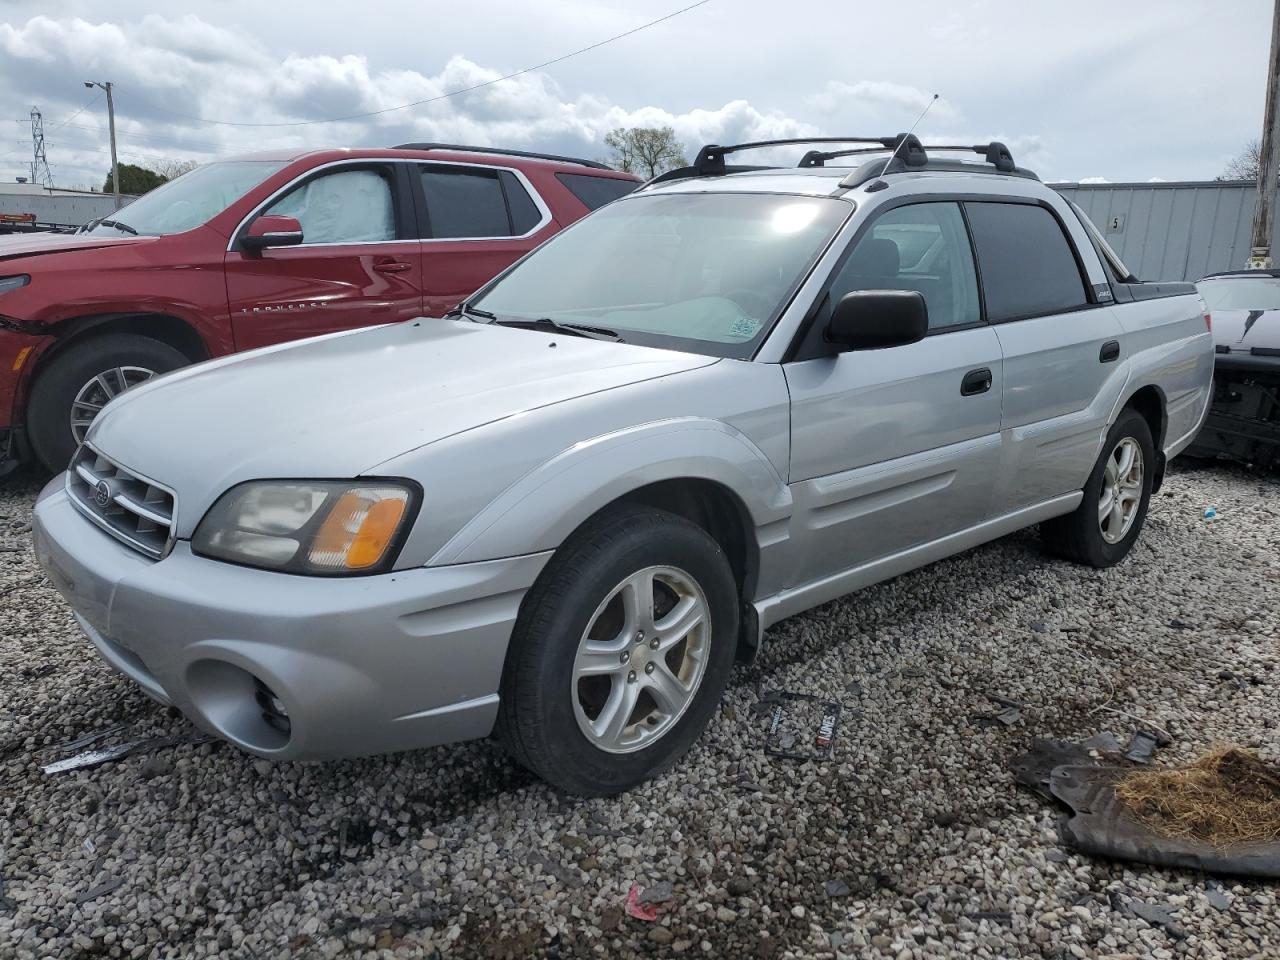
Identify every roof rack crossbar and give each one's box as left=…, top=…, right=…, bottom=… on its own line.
left=646, top=135, right=1033, bottom=188
left=801, top=139, right=1018, bottom=174
left=693, top=137, right=892, bottom=176
left=393, top=142, right=613, bottom=170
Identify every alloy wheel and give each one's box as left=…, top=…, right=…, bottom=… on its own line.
left=1098, top=436, right=1144, bottom=544
left=70, top=366, right=156, bottom=444
left=570, top=565, right=711, bottom=754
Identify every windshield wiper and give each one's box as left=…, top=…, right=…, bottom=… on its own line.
left=447, top=302, right=496, bottom=321
left=98, top=218, right=138, bottom=236
left=492, top=317, right=623, bottom=342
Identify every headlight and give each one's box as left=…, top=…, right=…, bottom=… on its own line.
left=192, top=480, right=420, bottom=575
left=0, top=275, right=30, bottom=295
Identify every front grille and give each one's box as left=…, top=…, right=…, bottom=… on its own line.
left=65, top=445, right=176, bottom=559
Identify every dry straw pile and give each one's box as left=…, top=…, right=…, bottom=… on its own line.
left=1116, top=746, right=1280, bottom=848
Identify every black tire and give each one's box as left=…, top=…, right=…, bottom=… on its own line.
left=1041, top=408, right=1155, bottom=568
left=498, top=505, right=739, bottom=796
left=26, top=334, right=190, bottom=471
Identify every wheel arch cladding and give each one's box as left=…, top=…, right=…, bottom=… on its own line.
left=37, top=313, right=210, bottom=373
left=428, top=418, right=793, bottom=578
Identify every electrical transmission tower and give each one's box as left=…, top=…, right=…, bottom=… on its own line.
left=29, top=107, right=53, bottom=188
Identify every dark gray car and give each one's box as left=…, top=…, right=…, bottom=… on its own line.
left=1189, top=270, right=1280, bottom=468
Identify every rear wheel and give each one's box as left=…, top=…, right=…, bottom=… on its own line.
left=1041, top=408, right=1155, bottom=568
left=26, top=334, right=189, bottom=471
left=498, top=505, right=739, bottom=795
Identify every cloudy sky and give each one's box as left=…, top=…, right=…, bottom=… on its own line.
left=0, top=0, right=1270, bottom=189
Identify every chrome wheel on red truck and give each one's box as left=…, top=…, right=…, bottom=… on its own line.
left=26, top=333, right=189, bottom=471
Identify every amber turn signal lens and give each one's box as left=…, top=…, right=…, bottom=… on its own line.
left=308, top=489, right=410, bottom=571
left=347, top=499, right=407, bottom=568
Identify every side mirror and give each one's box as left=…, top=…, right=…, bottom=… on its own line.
left=826, top=289, right=929, bottom=350
left=241, top=215, right=304, bottom=252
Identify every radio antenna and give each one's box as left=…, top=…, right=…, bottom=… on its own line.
left=869, top=93, right=939, bottom=189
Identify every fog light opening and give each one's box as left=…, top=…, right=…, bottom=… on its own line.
left=185, top=659, right=292, bottom=753
left=254, top=678, right=292, bottom=737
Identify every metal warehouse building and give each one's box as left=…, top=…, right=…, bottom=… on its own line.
left=1053, top=179, right=1277, bottom=283
left=0, top=181, right=124, bottom=231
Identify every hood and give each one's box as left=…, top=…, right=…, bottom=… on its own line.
left=88, top=319, right=718, bottom=532
left=1212, top=308, right=1280, bottom=351
left=0, top=231, right=154, bottom=264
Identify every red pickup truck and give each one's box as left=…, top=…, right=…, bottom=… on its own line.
left=0, top=144, right=638, bottom=473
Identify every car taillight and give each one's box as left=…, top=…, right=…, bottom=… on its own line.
left=1204, top=312, right=1212, bottom=332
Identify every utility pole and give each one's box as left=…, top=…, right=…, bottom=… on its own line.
left=1249, top=0, right=1280, bottom=268
left=84, top=80, right=120, bottom=210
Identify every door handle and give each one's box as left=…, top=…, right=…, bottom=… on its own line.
left=373, top=260, right=413, bottom=274
left=960, top=367, right=993, bottom=396
left=1099, top=339, right=1120, bottom=363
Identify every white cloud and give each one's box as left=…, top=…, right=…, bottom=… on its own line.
left=0, top=14, right=866, bottom=183
left=1079, top=176, right=1111, bottom=184
left=0, top=2, right=1270, bottom=186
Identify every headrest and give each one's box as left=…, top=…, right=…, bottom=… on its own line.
left=849, top=237, right=900, bottom=277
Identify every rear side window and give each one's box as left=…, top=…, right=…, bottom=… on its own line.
left=556, top=173, right=637, bottom=211
left=501, top=171, right=542, bottom=234
left=419, top=166, right=542, bottom=239
left=420, top=167, right=508, bottom=238
left=965, top=202, right=1089, bottom=321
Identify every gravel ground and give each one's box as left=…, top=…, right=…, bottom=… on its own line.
left=1, top=461, right=1278, bottom=960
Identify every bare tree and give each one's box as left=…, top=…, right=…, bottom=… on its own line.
left=604, top=126, right=688, bottom=178
left=1222, top=139, right=1262, bottom=181
left=154, top=159, right=199, bottom=181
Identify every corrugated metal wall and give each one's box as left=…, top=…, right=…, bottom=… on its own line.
left=1052, top=180, right=1274, bottom=283
left=0, top=189, right=123, bottom=227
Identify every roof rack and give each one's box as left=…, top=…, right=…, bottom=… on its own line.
left=393, top=142, right=613, bottom=171
left=644, top=134, right=1037, bottom=188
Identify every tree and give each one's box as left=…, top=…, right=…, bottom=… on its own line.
left=1221, top=139, right=1262, bottom=181
left=604, top=126, right=688, bottom=178
left=154, top=159, right=198, bottom=181
left=104, top=163, right=168, bottom=196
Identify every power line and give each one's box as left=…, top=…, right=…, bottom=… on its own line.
left=47, top=91, right=103, bottom=132
left=45, top=119, right=225, bottom=151
left=149, top=0, right=713, bottom=128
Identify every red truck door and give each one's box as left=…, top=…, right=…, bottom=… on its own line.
left=224, top=163, right=423, bottom=349
left=412, top=162, right=558, bottom=317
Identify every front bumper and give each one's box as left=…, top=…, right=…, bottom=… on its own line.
left=1, top=327, right=50, bottom=475
left=32, top=478, right=551, bottom=760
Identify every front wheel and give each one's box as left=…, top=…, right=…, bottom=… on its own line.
left=26, top=333, right=190, bottom=471
left=498, top=505, right=739, bottom=796
left=1041, top=408, right=1155, bottom=568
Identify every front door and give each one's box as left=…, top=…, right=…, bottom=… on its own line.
left=225, top=164, right=423, bottom=350
left=962, top=200, right=1125, bottom=511
left=784, top=201, right=1004, bottom=590
left=413, top=162, right=558, bottom=317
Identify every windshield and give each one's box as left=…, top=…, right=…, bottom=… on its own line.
left=470, top=192, right=851, bottom=358
left=86, top=160, right=286, bottom=237
left=1198, top=277, right=1280, bottom=311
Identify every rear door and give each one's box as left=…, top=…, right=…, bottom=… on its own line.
left=412, top=162, right=557, bottom=317
left=224, top=162, right=423, bottom=350
left=783, top=200, right=1004, bottom=588
left=965, top=200, right=1124, bottom=511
